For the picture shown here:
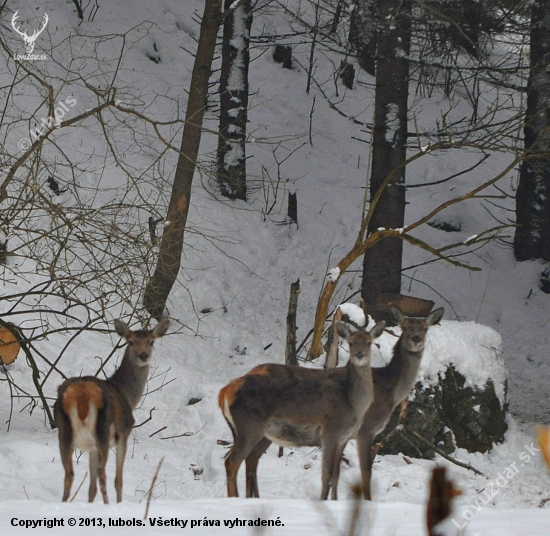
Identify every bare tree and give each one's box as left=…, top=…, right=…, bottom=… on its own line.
left=309, top=144, right=519, bottom=358
left=0, top=21, right=183, bottom=426
left=144, top=0, right=251, bottom=318
left=143, top=0, right=223, bottom=319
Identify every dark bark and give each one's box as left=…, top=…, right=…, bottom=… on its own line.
left=217, top=0, right=252, bottom=201
left=349, top=0, right=378, bottom=76
left=361, top=0, right=411, bottom=315
left=143, top=0, right=222, bottom=319
left=514, top=0, right=550, bottom=261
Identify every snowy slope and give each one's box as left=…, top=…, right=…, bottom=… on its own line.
left=1, top=0, right=550, bottom=534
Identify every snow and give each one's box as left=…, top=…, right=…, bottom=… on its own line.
left=384, top=103, right=400, bottom=146
left=2, top=498, right=550, bottom=535
left=338, top=303, right=366, bottom=327
left=327, top=267, right=340, bottom=282
left=1, top=0, right=550, bottom=534
left=227, top=5, right=248, bottom=93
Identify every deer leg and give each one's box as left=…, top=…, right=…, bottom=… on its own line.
left=245, top=437, right=271, bottom=498
left=59, top=437, right=74, bottom=502
left=88, top=450, right=99, bottom=502
left=115, top=435, right=128, bottom=503
left=93, top=406, right=111, bottom=504
left=96, top=445, right=109, bottom=504
left=329, top=442, right=347, bottom=500
left=320, top=436, right=340, bottom=500
left=55, top=403, right=75, bottom=502
left=357, top=429, right=376, bottom=500
left=225, top=425, right=265, bottom=498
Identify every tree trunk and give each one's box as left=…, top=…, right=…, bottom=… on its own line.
left=514, top=0, right=550, bottom=262
left=349, top=0, right=379, bottom=76
left=143, top=0, right=222, bottom=319
left=361, top=0, right=411, bottom=317
left=217, top=0, right=252, bottom=201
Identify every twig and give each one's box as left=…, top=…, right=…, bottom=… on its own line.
left=4, top=322, right=55, bottom=429
left=134, top=407, right=155, bottom=428
left=143, top=457, right=164, bottom=520
left=160, top=422, right=207, bottom=440
left=69, top=472, right=88, bottom=502
left=149, top=426, right=167, bottom=438
left=1, top=363, right=15, bottom=431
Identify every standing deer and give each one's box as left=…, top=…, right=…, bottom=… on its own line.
left=357, top=305, right=444, bottom=500
left=219, top=320, right=386, bottom=500
left=53, top=318, right=169, bottom=503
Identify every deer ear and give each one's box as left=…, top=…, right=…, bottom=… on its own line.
left=370, top=321, right=386, bottom=339
left=153, top=318, right=170, bottom=338
left=335, top=322, right=351, bottom=340
left=427, top=307, right=444, bottom=326
left=114, top=319, right=130, bottom=338
left=389, top=305, right=404, bottom=325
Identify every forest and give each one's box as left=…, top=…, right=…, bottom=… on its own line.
left=0, top=0, right=549, bottom=534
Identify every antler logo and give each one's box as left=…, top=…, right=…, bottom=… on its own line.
left=11, top=11, right=49, bottom=54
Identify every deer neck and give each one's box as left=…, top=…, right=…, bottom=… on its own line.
left=108, top=351, right=149, bottom=410
left=347, top=360, right=375, bottom=416
left=381, top=343, right=423, bottom=405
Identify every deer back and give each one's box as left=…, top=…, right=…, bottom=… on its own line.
left=54, top=318, right=170, bottom=504
left=220, top=321, right=385, bottom=446
left=55, top=376, right=134, bottom=452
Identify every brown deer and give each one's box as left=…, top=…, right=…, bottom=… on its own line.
left=219, top=320, right=386, bottom=500
left=356, top=305, right=444, bottom=500
left=53, top=318, right=169, bottom=503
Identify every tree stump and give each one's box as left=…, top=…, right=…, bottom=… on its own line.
left=273, top=44, right=292, bottom=69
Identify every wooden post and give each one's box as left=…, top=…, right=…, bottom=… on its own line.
left=288, top=192, right=298, bottom=225
left=285, top=279, right=300, bottom=366
left=325, top=307, right=342, bottom=369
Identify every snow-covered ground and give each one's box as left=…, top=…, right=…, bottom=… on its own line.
left=1, top=0, right=550, bottom=534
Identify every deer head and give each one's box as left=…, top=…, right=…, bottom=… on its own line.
left=11, top=12, right=49, bottom=55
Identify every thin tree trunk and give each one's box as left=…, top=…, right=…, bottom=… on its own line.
left=514, top=0, right=550, bottom=261
left=143, top=0, right=222, bottom=319
left=361, top=0, right=411, bottom=319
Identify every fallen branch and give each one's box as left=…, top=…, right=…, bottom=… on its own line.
left=402, top=426, right=484, bottom=476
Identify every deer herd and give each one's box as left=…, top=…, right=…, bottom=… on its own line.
left=51, top=305, right=444, bottom=503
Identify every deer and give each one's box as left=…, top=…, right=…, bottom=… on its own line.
left=219, top=320, right=386, bottom=500
left=11, top=12, right=49, bottom=54
left=356, top=305, right=444, bottom=500
left=53, top=318, right=170, bottom=504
